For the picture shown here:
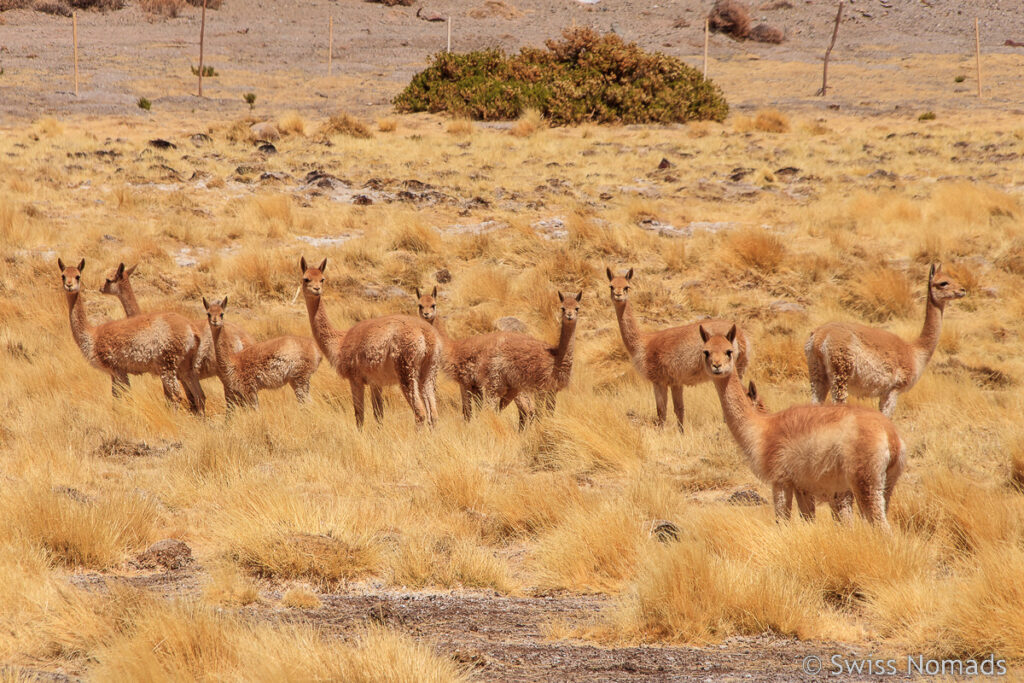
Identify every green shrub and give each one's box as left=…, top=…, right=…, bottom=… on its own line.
left=191, top=65, right=218, bottom=77
left=918, top=111, right=936, bottom=121
left=137, top=97, right=152, bottom=111
left=394, top=27, right=728, bottom=124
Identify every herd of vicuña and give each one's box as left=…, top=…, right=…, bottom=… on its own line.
left=58, top=256, right=967, bottom=529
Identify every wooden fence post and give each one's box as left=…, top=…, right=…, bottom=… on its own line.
left=73, top=11, right=79, bottom=97
left=197, top=0, right=207, bottom=97
left=817, top=0, right=843, bottom=96
left=328, top=16, right=334, bottom=76
left=975, top=18, right=982, bottom=98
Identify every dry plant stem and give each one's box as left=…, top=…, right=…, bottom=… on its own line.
left=703, top=18, right=709, bottom=79
left=72, top=11, right=79, bottom=97
left=198, top=0, right=207, bottom=97
left=817, top=0, right=843, bottom=96
left=975, top=17, right=982, bottom=98
left=328, top=15, right=333, bottom=76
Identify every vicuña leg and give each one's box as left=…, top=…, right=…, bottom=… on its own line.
left=350, top=379, right=367, bottom=428
left=772, top=484, right=792, bottom=521
left=370, top=385, right=385, bottom=423
left=829, top=352, right=853, bottom=404
left=653, top=383, right=669, bottom=426
left=829, top=492, right=854, bottom=522
left=795, top=490, right=816, bottom=520
left=878, top=390, right=898, bottom=418
left=397, top=372, right=427, bottom=426
left=291, top=378, right=312, bottom=404
left=806, top=345, right=830, bottom=404
left=670, top=385, right=685, bottom=432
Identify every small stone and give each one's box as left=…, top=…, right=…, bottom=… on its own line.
left=134, top=539, right=193, bottom=570
left=148, top=138, right=176, bottom=150
left=727, top=488, right=767, bottom=506
left=249, top=122, right=280, bottom=141
left=352, top=194, right=373, bottom=205
left=649, top=519, right=680, bottom=543
left=657, top=157, right=674, bottom=170
left=257, top=143, right=277, bottom=154
left=190, top=133, right=211, bottom=147
left=495, top=317, right=527, bottom=333
left=769, top=300, right=806, bottom=314
left=434, top=268, right=452, bottom=284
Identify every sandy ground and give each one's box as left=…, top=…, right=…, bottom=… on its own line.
left=1, top=0, right=1023, bottom=121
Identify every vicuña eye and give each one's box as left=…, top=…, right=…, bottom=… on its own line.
left=726, top=350, right=733, bottom=357
left=703, top=350, right=710, bottom=358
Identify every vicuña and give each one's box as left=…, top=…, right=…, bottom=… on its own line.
left=805, top=262, right=966, bottom=416
left=300, top=257, right=441, bottom=427
left=701, top=324, right=905, bottom=530
left=203, top=297, right=321, bottom=409
left=58, top=258, right=205, bottom=414
left=607, top=267, right=751, bottom=431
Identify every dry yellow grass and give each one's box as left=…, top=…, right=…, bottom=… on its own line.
left=511, top=108, right=546, bottom=137
left=1, top=98, right=1023, bottom=677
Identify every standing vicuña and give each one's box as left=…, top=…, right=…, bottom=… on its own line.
left=414, top=286, right=532, bottom=421
left=301, top=257, right=441, bottom=427
left=202, top=297, right=321, bottom=408
left=805, top=262, right=966, bottom=417
left=455, top=291, right=580, bottom=429
left=701, top=324, right=905, bottom=530
left=58, top=258, right=205, bottom=414
left=607, top=267, right=751, bottom=431
left=101, top=262, right=254, bottom=397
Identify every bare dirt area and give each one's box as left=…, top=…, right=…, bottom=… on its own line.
left=1, top=0, right=1023, bottom=120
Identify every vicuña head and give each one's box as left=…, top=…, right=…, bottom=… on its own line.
left=927, top=262, right=966, bottom=307
left=606, top=267, right=633, bottom=303
left=558, top=290, right=582, bottom=321
left=202, top=297, right=227, bottom=329
left=415, top=286, right=438, bottom=323
left=700, top=323, right=739, bottom=377
left=99, top=262, right=137, bottom=297
left=58, top=258, right=85, bottom=293
left=299, top=256, right=327, bottom=297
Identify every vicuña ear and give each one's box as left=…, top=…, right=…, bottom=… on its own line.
left=221, top=296, right=228, bottom=311
left=202, top=297, right=210, bottom=311
left=415, top=287, right=422, bottom=298
left=747, top=381, right=758, bottom=401
left=77, top=258, right=85, bottom=272
left=726, top=324, right=737, bottom=343
left=606, top=267, right=613, bottom=281
left=558, top=291, right=565, bottom=302
left=929, top=262, right=941, bottom=281
left=58, top=258, right=66, bottom=272
left=575, top=291, right=582, bottom=302
left=699, top=325, right=710, bottom=343
left=116, top=263, right=126, bottom=278
left=318, top=258, right=327, bottom=272
left=625, top=267, right=633, bottom=281
left=300, top=256, right=308, bottom=273
left=125, top=264, right=138, bottom=277
left=431, top=285, right=437, bottom=297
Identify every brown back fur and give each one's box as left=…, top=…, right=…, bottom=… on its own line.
left=59, top=258, right=205, bottom=414
left=702, top=325, right=905, bottom=530
left=300, top=257, right=441, bottom=427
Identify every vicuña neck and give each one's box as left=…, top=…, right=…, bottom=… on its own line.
left=304, top=293, right=343, bottom=368
left=711, top=373, right=767, bottom=472
left=614, top=300, right=643, bottom=359
left=210, top=324, right=236, bottom=383
left=66, top=290, right=95, bottom=357
left=551, top=318, right=577, bottom=387
left=432, top=316, right=450, bottom=342
left=116, top=281, right=142, bottom=317
left=913, top=293, right=945, bottom=363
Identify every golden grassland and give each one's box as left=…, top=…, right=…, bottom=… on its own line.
left=2, top=93, right=1024, bottom=678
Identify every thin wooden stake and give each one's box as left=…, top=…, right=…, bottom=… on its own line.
left=975, top=17, right=982, bottom=98
left=328, top=16, right=333, bottom=76
left=197, top=0, right=207, bottom=97
left=703, top=18, right=709, bottom=79
left=817, top=0, right=843, bottom=96
left=72, top=11, right=79, bottom=97
left=447, top=17, right=451, bottom=52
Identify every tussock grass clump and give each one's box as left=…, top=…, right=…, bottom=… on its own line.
left=281, top=586, right=321, bottom=609
left=511, top=108, right=545, bottom=137
left=708, top=0, right=785, bottom=44
left=395, top=27, right=728, bottom=124
left=841, top=267, right=915, bottom=321
left=614, top=541, right=823, bottom=643
left=752, top=108, right=790, bottom=133
left=3, top=485, right=158, bottom=569
left=277, top=111, right=305, bottom=136
left=140, top=0, right=184, bottom=17
left=232, top=532, right=379, bottom=588
left=725, top=228, right=787, bottom=274
left=317, top=111, right=373, bottom=140
left=376, top=117, right=398, bottom=132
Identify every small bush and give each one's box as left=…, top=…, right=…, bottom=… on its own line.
left=190, top=64, right=217, bottom=77
left=141, top=0, right=183, bottom=16
left=954, top=75, right=966, bottom=83
left=366, top=0, right=413, bottom=5
left=751, top=108, right=790, bottom=133
left=376, top=117, right=398, bottom=132
left=69, top=0, right=124, bottom=8
left=708, top=0, right=784, bottom=44
left=243, top=92, right=256, bottom=110
left=32, top=0, right=71, bottom=15
left=918, top=111, right=936, bottom=121
left=137, top=97, right=152, bottom=111
left=394, top=27, right=728, bottom=124
left=185, top=0, right=221, bottom=7
left=317, top=111, right=373, bottom=140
